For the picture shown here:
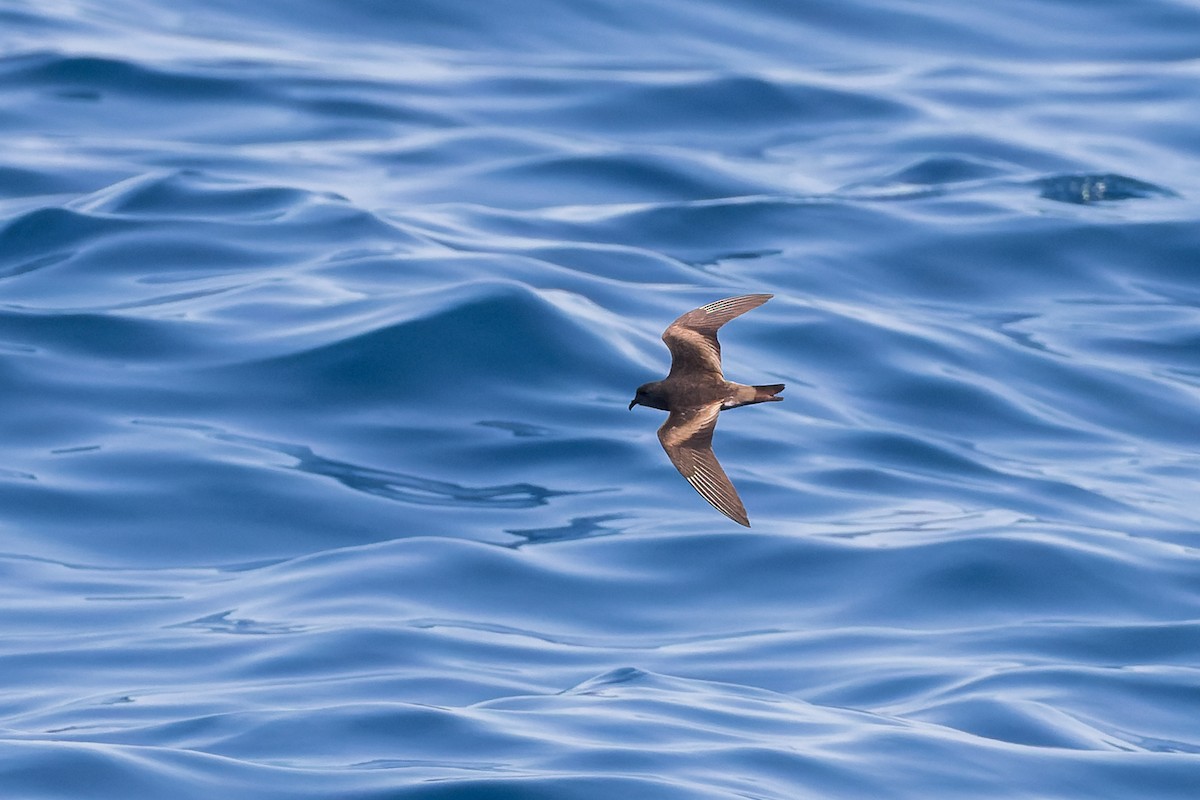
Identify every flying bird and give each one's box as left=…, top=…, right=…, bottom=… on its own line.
left=629, top=294, right=783, bottom=526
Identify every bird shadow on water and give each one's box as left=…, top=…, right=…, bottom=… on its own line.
left=504, top=513, right=629, bottom=548
left=166, top=609, right=309, bottom=635
left=131, top=419, right=595, bottom=510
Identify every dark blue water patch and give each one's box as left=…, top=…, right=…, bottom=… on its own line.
left=211, top=281, right=644, bottom=406
left=396, top=150, right=777, bottom=209
left=1, top=174, right=438, bottom=327
left=908, top=663, right=1200, bottom=750
left=839, top=161, right=1181, bottom=212
left=372, top=129, right=553, bottom=170
left=848, top=155, right=1016, bottom=191
left=283, top=85, right=459, bottom=130
left=169, top=0, right=821, bottom=64
left=1, top=53, right=252, bottom=98
left=0, top=207, right=136, bottom=273
left=184, top=0, right=1200, bottom=65
left=850, top=214, right=1196, bottom=306
left=419, top=196, right=908, bottom=267
left=83, top=170, right=332, bottom=219
left=0, top=52, right=283, bottom=136
left=1035, top=174, right=1179, bottom=204
left=850, top=130, right=1084, bottom=177
left=0, top=309, right=203, bottom=361
left=546, top=73, right=917, bottom=139
left=0, top=51, right=454, bottom=147
left=0, top=165, right=85, bottom=198
left=0, top=8, right=73, bottom=33
left=72, top=171, right=424, bottom=244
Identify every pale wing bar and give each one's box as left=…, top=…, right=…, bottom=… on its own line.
left=696, top=294, right=772, bottom=327
left=674, top=293, right=773, bottom=334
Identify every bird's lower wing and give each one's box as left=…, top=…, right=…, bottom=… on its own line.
left=657, top=404, right=750, bottom=527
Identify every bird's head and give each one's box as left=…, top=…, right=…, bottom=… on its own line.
left=628, top=381, right=667, bottom=411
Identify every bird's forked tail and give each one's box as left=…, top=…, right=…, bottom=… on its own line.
left=753, top=383, right=785, bottom=403
left=727, top=383, right=785, bottom=409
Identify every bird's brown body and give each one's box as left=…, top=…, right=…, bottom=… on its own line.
left=629, top=294, right=783, bottom=526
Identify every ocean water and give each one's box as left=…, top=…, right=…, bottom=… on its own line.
left=3, top=1, right=1200, bottom=797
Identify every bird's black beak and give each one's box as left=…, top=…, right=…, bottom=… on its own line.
left=628, top=398, right=638, bottom=410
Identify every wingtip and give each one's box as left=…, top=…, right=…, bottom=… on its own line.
left=683, top=469, right=751, bottom=528
left=718, top=504, right=750, bottom=527
left=721, top=508, right=750, bottom=527
left=709, top=500, right=750, bottom=527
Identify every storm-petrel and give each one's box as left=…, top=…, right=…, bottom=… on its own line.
left=628, top=294, right=783, bottom=526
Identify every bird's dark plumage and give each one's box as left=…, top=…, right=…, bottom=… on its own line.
left=629, top=294, right=783, bottom=526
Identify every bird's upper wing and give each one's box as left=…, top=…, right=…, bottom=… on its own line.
left=661, top=294, right=772, bottom=379
left=657, top=402, right=750, bottom=527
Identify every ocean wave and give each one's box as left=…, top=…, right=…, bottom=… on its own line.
left=4, top=0, right=1200, bottom=797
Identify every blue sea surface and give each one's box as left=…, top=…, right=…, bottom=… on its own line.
left=3, top=1, right=1200, bottom=797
